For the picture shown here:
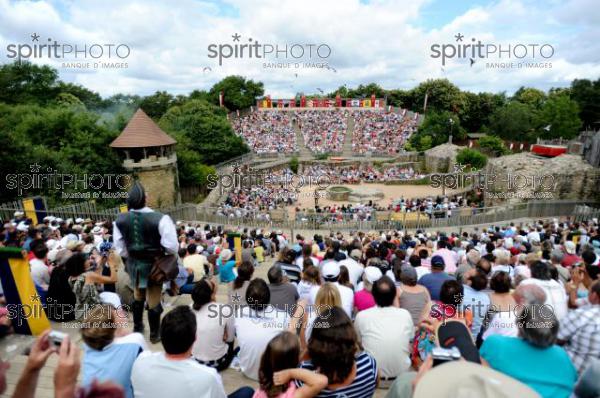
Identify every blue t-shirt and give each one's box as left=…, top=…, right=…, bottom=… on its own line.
left=218, top=259, right=236, bottom=283
left=480, top=335, right=577, bottom=398
left=417, top=272, right=453, bottom=301
left=82, top=335, right=144, bottom=398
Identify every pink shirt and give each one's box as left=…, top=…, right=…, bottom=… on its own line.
left=354, top=290, right=376, bottom=312
left=253, top=382, right=297, bottom=398
left=432, top=248, right=458, bottom=274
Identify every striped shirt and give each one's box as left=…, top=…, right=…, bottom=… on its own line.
left=296, top=352, right=378, bottom=398
left=275, top=261, right=302, bottom=284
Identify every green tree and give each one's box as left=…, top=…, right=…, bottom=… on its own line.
left=57, top=82, right=103, bottom=109
left=570, top=78, right=600, bottom=129
left=411, top=111, right=466, bottom=148
left=209, top=76, right=264, bottom=110
left=512, top=87, right=546, bottom=109
left=539, top=93, right=582, bottom=139
left=489, top=101, right=541, bottom=141
left=410, top=79, right=465, bottom=113
left=477, top=135, right=508, bottom=156
left=460, top=92, right=506, bottom=133
left=139, top=91, right=175, bottom=120
left=0, top=62, right=59, bottom=104
left=456, top=148, right=487, bottom=170
left=160, top=99, right=248, bottom=165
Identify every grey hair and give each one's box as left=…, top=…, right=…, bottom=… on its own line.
left=517, top=304, right=558, bottom=348
left=514, top=283, right=547, bottom=306
left=550, top=249, right=564, bottom=263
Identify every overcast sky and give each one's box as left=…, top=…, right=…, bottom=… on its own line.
left=1, top=0, right=599, bottom=98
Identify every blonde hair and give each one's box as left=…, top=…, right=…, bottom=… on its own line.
left=315, top=283, right=342, bottom=308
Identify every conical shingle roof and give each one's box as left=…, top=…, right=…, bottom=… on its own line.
left=110, top=109, right=176, bottom=148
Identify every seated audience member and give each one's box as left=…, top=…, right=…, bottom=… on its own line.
left=274, top=247, right=302, bottom=284
left=297, top=265, right=321, bottom=305
left=235, top=279, right=290, bottom=381
left=297, top=307, right=378, bottom=398
left=320, top=261, right=354, bottom=317
left=254, top=331, right=328, bottom=398
left=558, top=280, right=600, bottom=374
left=354, top=266, right=382, bottom=313
left=417, top=255, right=452, bottom=301
left=183, top=243, right=209, bottom=282
left=29, top=239, right=50, bottom=299
left=520, top=261, right=568, bottom=320
left=479, top=283, right=546, bottom=345
left=431, top=240, right=458, bottom=274
left=191, top=278, right=235, bottom=371
left=302, top=283, right=342, bottom=345
left=461, top=269, right=491, bottom=337
left=229, top=261, right=254, bottom=305
left=295, top=243, right=320, bottom=269
left=81, top=305, right=146, bottom=398
left=267, top=265, right=299, bottom=313
left=480, top=304, right=577, bottom=398
left=396, top=265, right=430, bottom=326
left=132, top=305, right=254, bottom=398
left=218, top=249, right=237, bottom=284
left=408, top=254, right=430, bottom=280
left=338, top=249, right=364, bottom=288
left=338, top=266, right=354, bottom=290
left=387, top=360, right=540, bottom=398
left=354, top=277, right=414, bottom=385
left=66, top=252, right=118, bottom=320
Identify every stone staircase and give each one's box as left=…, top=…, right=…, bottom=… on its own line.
left=294, top=120, right=312, bottom=158
left=342, top=114, right=355, bottom=157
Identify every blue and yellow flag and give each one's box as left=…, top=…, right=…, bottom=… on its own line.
left=0, top=247, right=50, bottom=335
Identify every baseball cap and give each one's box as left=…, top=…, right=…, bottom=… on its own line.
left=436, top=320, right=480, bottom=364
left=413, top=361, right=540, bottom=398
left=322, top=261, right=340, bottom=279
left=431, top=255, right=445, bottom=268
left=363, top=266, right=383, bottom=284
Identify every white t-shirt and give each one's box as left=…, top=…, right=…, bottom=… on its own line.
left=192, top=304, right=234, bottom=361
left=131, top=352, right=226, bottom=398
left=297, top=281, right=320, bottom=305
left=295, top=256, right=320, bottom=269
left=354, top=306, right=414, bottom=378
left=29, top=258, right=50, bottom=290
left=234, top=307, right=289, bottom=380
left=519, top=278, right=568, bottom=320
left=338, top=258, right=364, bottom=288
left=415, top=266, right=430, bottom=280
left=311, top=283, right=354, bottom=318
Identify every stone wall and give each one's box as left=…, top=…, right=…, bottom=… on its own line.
left=485, top=153, right=600, bottom=206
left=137, top=165, right=178, bottom=207
left=424, top=143, right=461, bottom=173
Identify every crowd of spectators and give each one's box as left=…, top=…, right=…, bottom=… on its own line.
left=294, top=110, right=348, bottom=154
left=352, top=111, right=417, bottom=154
left=232, top=112, right=296, bottom=154
left=2, top=207, right=600, bottom=398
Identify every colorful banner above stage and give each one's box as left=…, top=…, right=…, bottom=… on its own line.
left=256, top=96, right=387, bottom=109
